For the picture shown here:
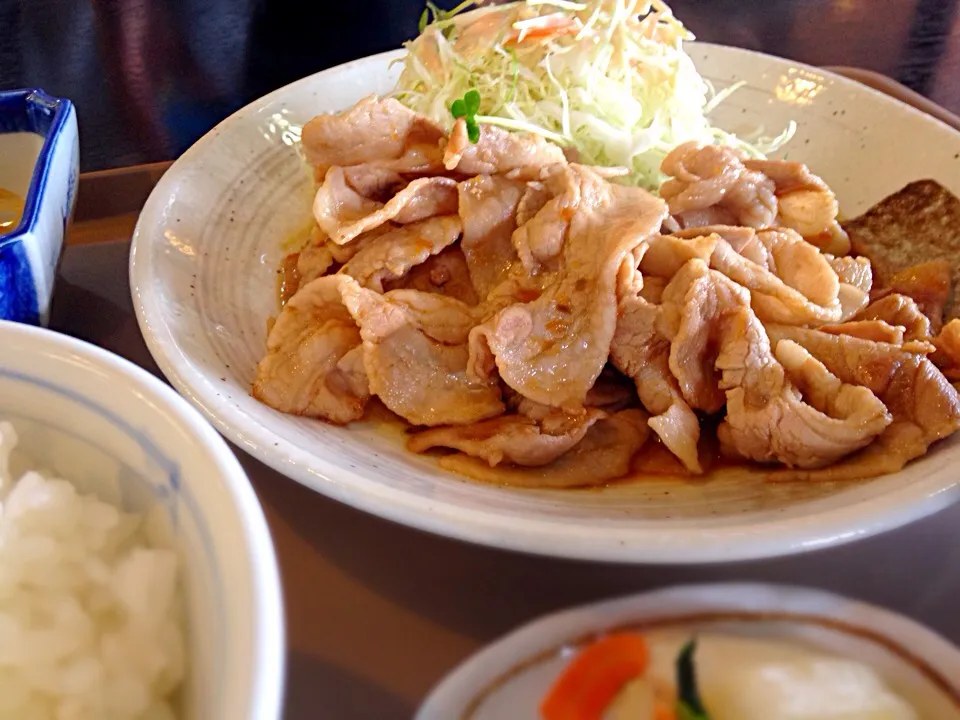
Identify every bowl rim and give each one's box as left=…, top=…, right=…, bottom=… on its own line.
left=416, top=582, right=960, bottom=718
left=130, top=43, right=960, bottom=565
left=0, top=88, right=75, bottom=247
left=0, top=319, right=287, bottom=720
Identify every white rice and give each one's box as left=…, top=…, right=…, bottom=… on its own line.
left=0, top=421, right=184, bottom=720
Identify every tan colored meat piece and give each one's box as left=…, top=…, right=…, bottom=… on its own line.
left=719, top=332, right=891, bottom=468
left=340, top=282, right=503, bottom=426
left=469, top=165, right=667, bottom=410
left=458, top=175, right=526, bottom=299
left=743, top=158, right=850, bottom=254
left=764, top=325, right=960, bottom=478
left=674, top=225, right=770, bottom=268
left=339, top=216, right=462, bottom=292
left=639, top=233, right=718, bottom=280
left=934, top=319, right=960, bottom=380
left=301, top=96, right=445, bottom=175
left=658, top=260, right=750, bottom=414
left=708, top=238, right=845, bottom=325
left=610, top=293, right=702, bottom=472
left=438, top=409, right=651, bottom=487
left=856, top=294, right=931, bottom=341
left=384, top=246, right=480, bottom=305
left=443, top=119, right=567, bottom=179
left=297, top=238, right=335, bottom=287
left=660, top=142, right=778, bottom=229
left=313, top=170, right=459, bottom=246
left=882, top=260, right=952, bottom=333
left=253, top=275, right=370, bottom=423
left=407, top=408, right=606, bottom=467
left=819, top=321, right=905, bottom=345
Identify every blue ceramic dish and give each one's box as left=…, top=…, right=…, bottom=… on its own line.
left=0, top=89, right=78, bottom=325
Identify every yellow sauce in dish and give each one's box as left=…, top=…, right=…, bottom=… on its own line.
left=0, top=188, right=25, bottom=235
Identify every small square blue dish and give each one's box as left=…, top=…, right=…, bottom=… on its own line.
left=0, top=89, right=78, bottom=325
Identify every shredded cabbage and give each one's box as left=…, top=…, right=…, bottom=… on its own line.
left=393, top=0, right=795, bottom=189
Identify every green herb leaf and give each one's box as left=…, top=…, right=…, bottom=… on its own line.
left=464, top=89, right=481, bottom=116
left=466, top=118, right=481, bottom=143
left=450, top=90, right=483, bottom=144
left=676, top=640, right=711, bottom=720
left=418, top=7, right=429, bottom=33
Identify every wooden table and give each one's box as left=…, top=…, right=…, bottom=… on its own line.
left=53, top=71, right=960, bottom=719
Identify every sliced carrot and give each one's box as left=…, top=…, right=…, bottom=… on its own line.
left=506, top=14, right=581, bottom=44
left=540, top=632, right=650, bottom=720
left=654, top=698, right=677, bottom=720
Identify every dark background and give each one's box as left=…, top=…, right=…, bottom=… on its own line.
left=1, top=0, right=957, bottom=172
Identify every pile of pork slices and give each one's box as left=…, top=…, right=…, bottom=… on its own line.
left=252, top=97, right=960, bottom=486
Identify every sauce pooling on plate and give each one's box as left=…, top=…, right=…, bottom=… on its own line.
left=0, top=188, right=25, bottom=235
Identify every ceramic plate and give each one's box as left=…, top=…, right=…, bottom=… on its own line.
left=130, top=43, right=960, bottom=563
left=417, top=583, right=960, bottom=719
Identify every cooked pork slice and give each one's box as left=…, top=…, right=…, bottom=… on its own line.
left=338, top=216, right=462, bottom=292
left=253, top=275, right=370, bottom=423
left=709, top=239, right=844, bottom=325
left=458, top=175, right=526, bottom=299
left=313, top=170, right=458, bottom=245
left=674, top=225, right=770, bottom=268
left=845, top=179, right=960, bottom=319
left=511, top=166, right=582, bottom=272
left=341, top=165, right=406, bottom=200
left=715, top=309, right=891, bottom=468
left=443, top=119, right=567, bottom=179
left=764, top=325, right=960, bottom=471
left=660, top=142, right=778, bottom=229
left=385, top=246, right=480, bottom=305
left=934, top=319, right=960, bottom=380
left=407, top=408, right=606, bottom=467
left=819, top=321, right=905, bottom=345
left=881, top=260, right=952, bottom=333
left=754, top=228, right=839, bottom=307
left=516, top=182, right=551, bottom=226
left=659, top=260, right=751, bottom=414
left=438, top=409, right=651, bottom=487
left=828, top=255, right=873, bottom=294
left=469, top=165, right=667, bottom=410
left=340, top=281, right=503, bottom=426
left=297, top=240, right=335, bottom=286
left=639, top=233, right=718, bottom=280
left=610, top=294, right=702, bottom=472
left=301, top=96, right=445, bottom=175
left=743, top=158, right=849, bottom=254
left=856, top=294, right=932, bottom=341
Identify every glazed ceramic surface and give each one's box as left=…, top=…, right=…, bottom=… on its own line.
left=0, top=321, right=285, bottom=719
left=417, top=584, right=960, bottom=719
left=130, top=44, right=960, bottom=563
left=0, top=89, right=78, bottom=324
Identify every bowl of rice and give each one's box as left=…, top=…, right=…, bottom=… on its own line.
left=0, top=319, right=284, bottom=719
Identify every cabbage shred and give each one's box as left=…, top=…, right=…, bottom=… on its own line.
left=393, top=0, right=794, bottom=189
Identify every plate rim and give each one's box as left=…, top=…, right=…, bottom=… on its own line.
left=415, top=582, right=960, bottom=718
left=130, top=42, right=960, bottom=564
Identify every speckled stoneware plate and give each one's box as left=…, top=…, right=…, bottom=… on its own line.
left=130, top=44, right=960, bottom=563
left=417, top=584, right=960, bottom=719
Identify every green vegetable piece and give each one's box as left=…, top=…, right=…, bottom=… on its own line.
left=418, top=7, right=429, bottom=33
left=451, top=99, right=467, bottom=119
left=466, top=118, right=481, bottom=143
left=676, top=640, right=710, bottom=720
left=464, top=89, right=481, bottom=116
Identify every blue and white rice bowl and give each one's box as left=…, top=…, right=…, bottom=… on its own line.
left=0, top=320, right=285, bottom=719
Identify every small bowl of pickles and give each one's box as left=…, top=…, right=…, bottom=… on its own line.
left=0, top=89, right=78, bottom=324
